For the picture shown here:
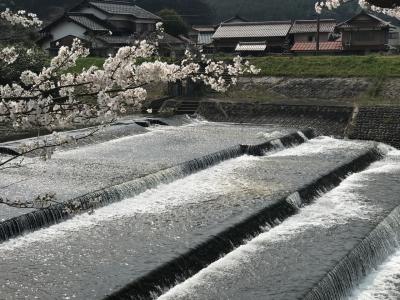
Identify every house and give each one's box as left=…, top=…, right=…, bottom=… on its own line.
left=158, top=33, right=188, bottom=58
left=191, top=25, right=217, bottom=46
left=335, top=11, right=391, bottom=53
left=212, top=21, right=293, bottom=53
left=39, top=0, right=164, bottom=56
left=235, top=41, right=267, bottom=56
left=291, top=40, right=343, bottom=54
left=290, top=19, right=336, bottom=43
left=221, top=15, right=249, bottom=24
left=190, top=16, right=248, bottom=47
left=388, top=25, right=400, bottom=51
left=289, top=19, right=342, bottom=54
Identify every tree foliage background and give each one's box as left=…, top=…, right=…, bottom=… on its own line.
left=0, top=0, right=360, bottom=24
left=157, top=9, right=189, bottom=36
left=1, top=0, right=399, bottom=26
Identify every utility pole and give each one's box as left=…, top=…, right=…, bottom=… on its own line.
left=316, top=15, right=320, bottom=54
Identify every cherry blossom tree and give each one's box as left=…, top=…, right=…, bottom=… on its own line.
left=0, top=8, right=259, bottom=211
left=315, top=0, right=400, bottom=17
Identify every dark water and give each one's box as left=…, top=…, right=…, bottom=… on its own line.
left=0, top=137, right=378, bottom=300
left=159, top=147, right=400, bottom=300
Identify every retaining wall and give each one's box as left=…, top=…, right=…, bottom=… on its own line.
left=193, top=101, right=400, bottom=149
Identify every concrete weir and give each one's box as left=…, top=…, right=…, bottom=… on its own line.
left=2, top=116, right=399, bottom=300
left=105, top=147, right=383, bottom=300
left=0, top=129, right=314, bottom=243
left=0, top=133, right=384, bottom=300
left=156, top=147, right=400, bottom=300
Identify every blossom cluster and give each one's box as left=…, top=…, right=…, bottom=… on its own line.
left=315, top=0, right=400, bottom=17
left=0, top=46, right=18, bottom=64
left=0, top=8, right=259, bottom=162
left=1, top=39, right=259, bottom=132
left=0, top=8, right=42, bottom=28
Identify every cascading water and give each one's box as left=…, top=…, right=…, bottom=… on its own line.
left=106, top=141, right=382, bottom=300
left=0, top=135, right=383, bottom=300
left=349, top=248, right=400, bottom=299
left=0, top=129, right=313, bottom=243
left=156, top=147, right=400, bottom=300
left=2, top=116, right=400, bottom=300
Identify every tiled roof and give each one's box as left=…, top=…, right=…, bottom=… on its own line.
left=290, top=19, right=336, bottom=34
left=97, top=35, right=135, bottom=44
left=291, top=41, right=343, bottom=52
left=192, top=25, right=216, bottom=32
left=159, top=33, right=186, bottom=45
left=68, top=13, right=110, bottom=31
left=235, top=41, right=267, bottom=52
left=198, top=32, right=213, bottom=45
left=89, top=1, right=161, bottom=20
left=336, top=11, right=390, bottom=29
left=213, top=21, right=292, bottom=39
left=222, top=15, right=249, bottom=24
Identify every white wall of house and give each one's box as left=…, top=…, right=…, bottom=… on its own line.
left=389, top=27, right=400, bottom=48
left=293, top=32, right=330, bottom=43
left=41, top=21, right=87, bottom=50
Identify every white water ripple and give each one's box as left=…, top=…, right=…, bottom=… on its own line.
left=349, top=249, right=400, bottom=300
left=157, top=155, right=400, bottom=300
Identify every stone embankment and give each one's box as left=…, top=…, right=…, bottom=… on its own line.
left=161, top=99, right=400, bottom=149
left=232, top=77, right=400, bottom=102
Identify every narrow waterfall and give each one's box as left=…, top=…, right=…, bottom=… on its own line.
left=0, top=129, right=313, bottom=243
left=243, top=128, right=314, bottom=156
left=303, top=204, right=400, bottom=300
left=104, top=148, right=383, bottom=300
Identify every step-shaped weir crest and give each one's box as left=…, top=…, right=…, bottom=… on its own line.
left=105, top=148, right=383, bottom=300
left=0, top=129, right=314, bottom=243
left=303, top=204, right=400, bottom=300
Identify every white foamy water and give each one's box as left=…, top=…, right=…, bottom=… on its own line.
left=349, top=249, right=400, bottom=300
left=0, top=155, right=259, bottom=253
left=157, top=155, right=400, bottom=300
left=269, top=136, right=370, bottom=157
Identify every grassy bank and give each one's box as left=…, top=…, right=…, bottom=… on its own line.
left=73, top=55, right=400, bottom=78
left=68, top=57, right=105, bottom=73
left=247, top=55, right=400, bottom=78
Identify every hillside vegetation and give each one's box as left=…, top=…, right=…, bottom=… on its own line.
left=2, top=0, right=358, bottom=24
left=204, top=0, right=359, bottom=22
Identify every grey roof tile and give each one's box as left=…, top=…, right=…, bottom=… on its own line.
left=97, top=35, right=135, bottom=44
left=290, top=19, right=336, bottom=34
left=89, top=1, right=161, bottom=20
left=68, top=13, right=110, bottom=31
left=198, top=32, right=213, bottom=45
left=213, top=21, right=292, bottom=39
left=235, top=41, right=267, bottom=51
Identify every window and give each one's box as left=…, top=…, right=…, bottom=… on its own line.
left=389, top=32, right=399, bottom=39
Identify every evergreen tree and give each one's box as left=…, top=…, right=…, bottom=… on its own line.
left=158, top=9, right=189, bottom=36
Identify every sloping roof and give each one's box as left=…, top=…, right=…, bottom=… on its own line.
left=213, top=21, right=293, bottom=39
left=291, top=41, right=343, bottom=52
left=68, top=13, right=110, bottom=31
left=159, top=33, right=186, bottom=45
left=198, top=32, right=213, bottom=45
left=89, top=1, right=161, bottom=20
left=222, top=15, right=249, bottom=24
left=290, top=19, right=336, bottom=34
left=336, top=11, right=390, bottom=29
left=97, top=35, right=135, bottom=44
left=235, top=41, right=267, bottom=52
left=192, top=25, right=217, bottom=32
